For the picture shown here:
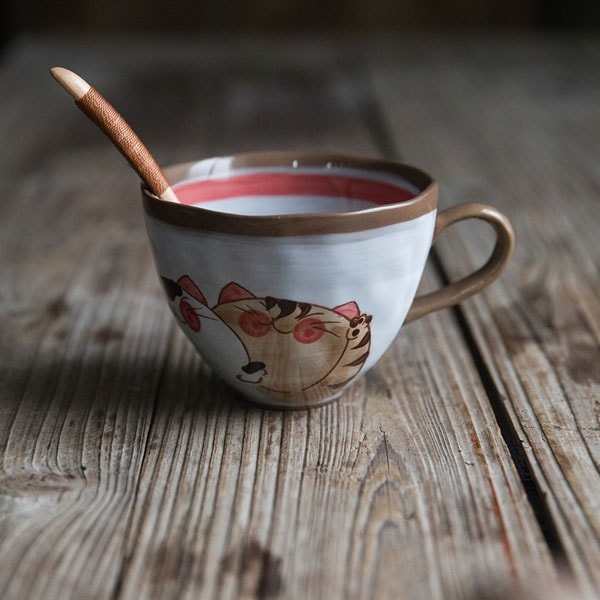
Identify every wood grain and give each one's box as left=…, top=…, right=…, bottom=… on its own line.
left=369, top=33, right=600, bottom=595
left=112, top=283, right=554, bottom=600
left=0, top=36, right=570, bottom=599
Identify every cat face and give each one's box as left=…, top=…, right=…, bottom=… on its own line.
left=160, top=276, right=266, bottom=384
left=213, top=283, right=372, bottom=400
left=160, top=276, right=372, bottom=403
left=161, top=275, right=213, bottom=332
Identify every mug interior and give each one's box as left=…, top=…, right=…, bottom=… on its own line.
left=144, top=153, right=438, bottom=236
left=172, top=167, right=419, bottom=216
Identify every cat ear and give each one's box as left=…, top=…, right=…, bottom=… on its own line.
left=334, top=301, right=360, bottom=320
left=177, top=275, right=208, bottom=305
left=218, top=282, right=256, bottom=304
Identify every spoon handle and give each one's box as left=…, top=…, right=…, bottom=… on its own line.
left=50, top=67, right=179, bottom=203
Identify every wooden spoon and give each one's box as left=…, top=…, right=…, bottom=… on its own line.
left=50, top=67, right=179, bottom=203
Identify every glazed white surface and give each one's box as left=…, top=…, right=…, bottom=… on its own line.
left=185, top=194, right=379, bottom=216
left=145, top=209, right=437, bottom=392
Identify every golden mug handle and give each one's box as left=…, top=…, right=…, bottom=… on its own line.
left=405, top=203, right=515, bottom=324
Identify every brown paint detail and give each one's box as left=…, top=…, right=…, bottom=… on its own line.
left=354, top=329, right=371, bottom=349
left=344, top=350, right=370, bottom=367
left=141, top=152, right=438, bottom=236
left=405, top=202, right=515, bottom=323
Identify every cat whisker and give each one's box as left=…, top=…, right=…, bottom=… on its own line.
left=236, top=304, right=261, bottom=315
left=233, top=303, right=273, bottom=327
left=192, top=310, right=218, bottom=321
left=313, top=327, right=340, bottom=337
left=244, top=304, right=271, bottom=319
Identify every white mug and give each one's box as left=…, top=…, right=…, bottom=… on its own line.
left=142, top=152, right=514, bottom=409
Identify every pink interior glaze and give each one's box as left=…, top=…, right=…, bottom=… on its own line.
left=173, top=173, right=416, bottom=207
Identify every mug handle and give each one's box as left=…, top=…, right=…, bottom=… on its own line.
left=404, top=202, right=515, bottom=324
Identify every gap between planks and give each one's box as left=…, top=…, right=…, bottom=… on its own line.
left=346, top=57, right=570, bottom=570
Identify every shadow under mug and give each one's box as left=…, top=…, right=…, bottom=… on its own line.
left=142, top=152, right=514, bottom=409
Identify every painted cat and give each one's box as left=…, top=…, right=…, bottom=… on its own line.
left=213, top=282, right=372, bottom=401
left=161, top=275, right=266, bottom=383
left=161, top=275, right=372, bottom=403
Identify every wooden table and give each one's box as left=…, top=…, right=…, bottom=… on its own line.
left=1, top=34, right=599, bottom=600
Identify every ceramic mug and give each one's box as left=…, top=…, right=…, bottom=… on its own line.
left=142, top=152, right=514, bottom=409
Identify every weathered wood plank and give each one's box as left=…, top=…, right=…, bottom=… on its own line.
left=369, top=34, right=600, bottom=595
left=114, top=268, right=555, bottom=600
left=1, top=37, right=556, bottom=599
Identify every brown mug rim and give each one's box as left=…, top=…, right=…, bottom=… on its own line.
left=142, top=151, right=439, bottom=236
